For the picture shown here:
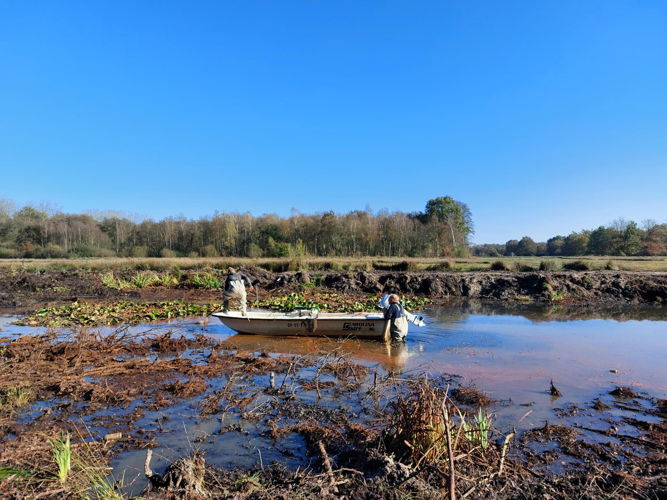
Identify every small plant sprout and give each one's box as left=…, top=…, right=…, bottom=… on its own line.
left=49, top=432, right=71, bottom=483
left=462, top=409, right=493, bottom=449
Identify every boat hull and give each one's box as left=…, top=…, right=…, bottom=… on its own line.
left=212, top=311, right=390, bottom=339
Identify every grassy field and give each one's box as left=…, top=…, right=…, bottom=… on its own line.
left=1, top=255, right=667, bottom=272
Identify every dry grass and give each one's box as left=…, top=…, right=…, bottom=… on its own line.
left=0, top=255, right=666, bottom=272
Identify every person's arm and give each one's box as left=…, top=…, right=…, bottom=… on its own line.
left=224, top=275, right=232, bottom=290
left=241, top=274, right=253, bottom=288
left=384, top=303, right=398, bottom=320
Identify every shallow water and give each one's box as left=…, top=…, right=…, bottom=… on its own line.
left=2, top=301, right=665, bottom=494
left=208, top=302, right=667, bottom=396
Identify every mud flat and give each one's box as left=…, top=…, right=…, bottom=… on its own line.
left=1, top=267, right=667, bottom=310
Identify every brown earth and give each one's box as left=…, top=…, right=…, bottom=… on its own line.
left=1, top=267, right=666, bottom=310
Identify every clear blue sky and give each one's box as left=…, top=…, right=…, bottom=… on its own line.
left=1, top=1, right=666, bottom=243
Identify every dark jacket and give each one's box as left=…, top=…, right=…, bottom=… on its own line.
left=224, top=272, right=252, bottom=291
left=384, top=302, right=404, bottom=320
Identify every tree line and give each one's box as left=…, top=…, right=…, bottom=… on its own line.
left=0, top=197, right=473, bottom=259
left=473, top=220, right=667, bottom=257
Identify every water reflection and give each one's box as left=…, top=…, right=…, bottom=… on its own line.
left=431, top=299, right=667, bottom=322
left=220, top=334, right=410, bottom=372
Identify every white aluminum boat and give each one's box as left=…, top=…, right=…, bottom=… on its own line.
left=212, top=309, right=390, bottom=340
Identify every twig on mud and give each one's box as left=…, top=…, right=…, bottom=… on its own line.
left=498, top=431, right=514, bottom=476
left=442, top=390, right=457, bottom=500
left=33, top=488, right=68, bottom=499
left=318, top=440, right=339, bottom=494
left=144, top=449, right=154, bottom=479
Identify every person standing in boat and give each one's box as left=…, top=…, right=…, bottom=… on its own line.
left=222, top=267, right=254, bottom=315
left=383, top=294, right=409, bottom=341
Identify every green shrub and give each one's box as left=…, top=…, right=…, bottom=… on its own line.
left=71, top=244, right=94, bottom=257
left=160, top=248, right=178, bottom=258
left=563, top=260, right=590, bottom=271
left=131, top=246, right=148, bottom=258
left=605, top=260, right=620, bottom=271
left=425, top=260, right=452, bottom=271
left=515, top=264, right=536, bottom=272
left=201, top=245, right=218, bottom=257
left=539, top=260, right=559, bottom=271
left=0, top=246, right=18, bottom=258
left=490, top=260, right=508, bottom=271
left=287, top=259, right=308, bottom=271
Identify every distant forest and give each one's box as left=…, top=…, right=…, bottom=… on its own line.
left=472, top=221, right=667, bottom=257
left=0, top=197, right=474, bottom=259
left=2, top=197, right=665, bottom=259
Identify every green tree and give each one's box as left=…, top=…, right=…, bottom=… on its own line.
left=622, top=221, right=641, bottom=256
left=422, top=196, right=473, bottom=255
left=546, top=236, right=565, bottom=256
left=516, top=236, right=537, bottom=256
left=563, top=232, right=589, bottom=256
left=587, top=226, right=612, bottom=255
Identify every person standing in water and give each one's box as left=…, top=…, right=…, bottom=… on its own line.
left=383, top=293, right=409, bottom=341
left=222, top=267, right=254, bottom=315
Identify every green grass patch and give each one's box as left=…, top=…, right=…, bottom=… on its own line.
left=0, top=466, right=33, bottom=481
left=130, top=271, right=160, bottom=288
left=189, top=272, right=222, bottom=289
left=0, top=386, right=33, bottom=410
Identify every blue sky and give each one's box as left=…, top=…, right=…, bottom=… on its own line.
left=1, top=1, right=666, bottom=243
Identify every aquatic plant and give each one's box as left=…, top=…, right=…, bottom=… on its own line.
left=100, top=272, right=135, bottom=290
left=254, top=292, right=430, bottom=313
left=159, top=273, right=179, bottom=287
left=15, top=301, right=221, bottom=327
left=189, top=272, right=222, bottom=289
left=130, top=271, right=160, bottom=288
left=462, top=408, right=493, bottom=449
left=49, top=433, right=71, bottom=483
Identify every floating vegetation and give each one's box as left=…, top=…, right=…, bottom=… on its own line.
left=253, top=292, right=431, bottom=313
left=14, top=301, right=221, bottom=327
left=16, top=293, right=430, bottom=327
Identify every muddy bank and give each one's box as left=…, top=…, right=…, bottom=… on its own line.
left=312, top=269, right=667, bottom=305
left=0, top=267, right=666, bottom=309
